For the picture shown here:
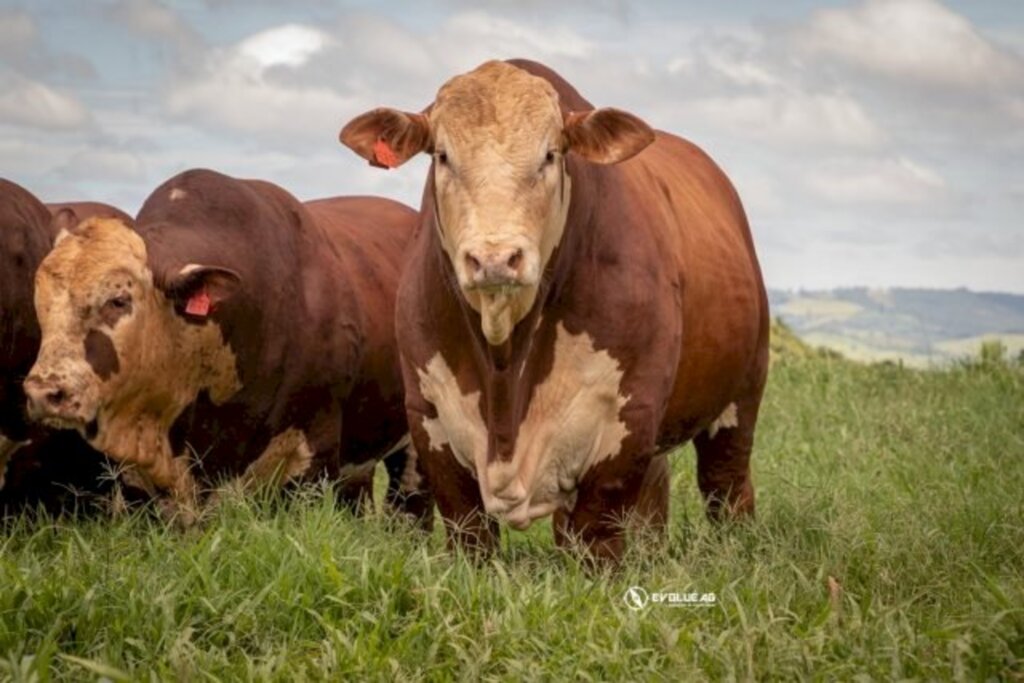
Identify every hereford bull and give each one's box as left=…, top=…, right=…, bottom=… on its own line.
left=24, top=169, right=427, bottom=522
left=1, top=179, right=127, bottom=515
left=340, top=59, right=769, bottom=561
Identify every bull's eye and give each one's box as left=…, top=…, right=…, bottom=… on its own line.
left=107, top=295, right=131, bottom=310
left=99, top=293, right=133, bottom=326
left=436, top=151, right=448, bottom=166
left=545, top=150, right=556, bottom=165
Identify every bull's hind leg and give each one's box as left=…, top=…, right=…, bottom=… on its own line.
left=692, top=396, right=762, bottom=520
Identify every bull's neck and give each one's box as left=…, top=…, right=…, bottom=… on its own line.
left=426, top=158, right=596, bottom=461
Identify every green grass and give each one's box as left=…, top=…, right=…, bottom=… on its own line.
left=1, top=353, right=1022, bottom=680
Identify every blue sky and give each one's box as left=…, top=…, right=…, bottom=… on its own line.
left=1, top=0, right=1022, bottom=292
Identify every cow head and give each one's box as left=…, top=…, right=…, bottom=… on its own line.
left=23, top=211, right=241, bottom=450
left=340, top=60, right=655, bottom=345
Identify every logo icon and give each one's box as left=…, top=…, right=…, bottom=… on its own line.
left=623, top=586, right=649, bottom=611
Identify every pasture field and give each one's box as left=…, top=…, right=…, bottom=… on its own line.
left=1, top=347, right=1022, bottom=680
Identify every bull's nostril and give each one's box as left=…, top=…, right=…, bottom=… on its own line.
left=46, top=389, right=66, bottom=407
left=507, top=249, right=523, bottom=271
left=465, top=253, right=482, bottom=274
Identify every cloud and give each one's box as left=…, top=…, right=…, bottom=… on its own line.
left=56, top=149, right=146, bottom=183
left=0, top=68, right=92, bottom=130
left=684, top=91, right=882, bottom=148
left=793, top=0, right=1024, bottom=90
left=107, top=0, right=204, bottom=55
left=165, top=24, right=356, bottom=144
left=803, top=156, right=947, bottom=206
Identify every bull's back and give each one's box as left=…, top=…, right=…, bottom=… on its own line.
left=625, top=133, right=768, bottom=441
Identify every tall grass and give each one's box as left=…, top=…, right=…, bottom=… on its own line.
left=1, top=353, right=1022, bottom=680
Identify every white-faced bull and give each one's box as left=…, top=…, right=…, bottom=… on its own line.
left=340, top=59, right=769, bottom=562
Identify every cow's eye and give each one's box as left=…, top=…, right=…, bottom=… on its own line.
left=107, top=295, right=131, bottom=309
left=436, top=151, right=448, bottom=165
left=545, top=150, right=556, bottom=165
left=99, top=293, right=133, bottom=326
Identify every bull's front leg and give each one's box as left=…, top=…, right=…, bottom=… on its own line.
left=382, top=439, right=435, bottom=530
left=409, top=414, right=497, bottom=556
left=555, top=415, right=669, bottom=564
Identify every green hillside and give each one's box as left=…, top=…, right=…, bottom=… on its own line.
left=770, top=287, right=1024, bottom=366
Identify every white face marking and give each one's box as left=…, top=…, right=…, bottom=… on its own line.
left=169, top=188, right=187, bottom=201
left=417, top=322, right=630, bottom=529
left=242, top=428, right=315, bottom=488
left=707, top=402, right=739, bottom=439
left=29, top=217, right=241, bottom=504
left=0, top=436, right=30, bottom=491
left=430, top=61, right=573, bottom=346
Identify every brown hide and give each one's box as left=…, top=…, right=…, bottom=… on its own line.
left=383, top=60, right=769, bottom=560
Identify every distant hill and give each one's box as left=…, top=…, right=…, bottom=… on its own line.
left=768, top=287, right=1024, bottom=366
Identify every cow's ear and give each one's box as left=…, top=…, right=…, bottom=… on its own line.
left=563, top=108, right=655, bottom=165
left=50, top=207, right=81, bottom=246
left=166, top=264, right=241, bottom=321
left=339, top=108, right=431, bottom=169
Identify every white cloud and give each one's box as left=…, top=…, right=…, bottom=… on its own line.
left=108, top=0, right=203, bottom=54
left=804, top=156, right=947, bottom=205
left=794, top=0, right=1024, bottom=89
left=0, top=68, right=92, bottom=130
left=685, top=91, right=882, bottom=148
left=57, top=149, right=146, bottom=183
left=165, top=24, right=356, bottom=141
left=440, top=11, right=595, bottom=62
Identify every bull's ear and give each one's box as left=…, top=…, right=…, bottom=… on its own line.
left=50, top=207, right=81, bottom=245
left=166, top=264, right=241, bottom=321
left=339, top=108, right=431, bottom=169
left=563, top=108, right=655, bottom=165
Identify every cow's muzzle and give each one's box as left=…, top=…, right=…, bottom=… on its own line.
left=23, top=373, right=92, bottom=428
left=462, top=245, right=527, bottom=289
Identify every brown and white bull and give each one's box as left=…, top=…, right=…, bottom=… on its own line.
left=24, top=169, right=428, bottom=521
left=340, top=60, right=769, bottom=561
left=1, top=179, right=129, bottom=514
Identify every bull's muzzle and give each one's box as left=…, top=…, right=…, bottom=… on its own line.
left=461, top=245, right=530, bottom=290
left=23, top=373, right=86, bottom=426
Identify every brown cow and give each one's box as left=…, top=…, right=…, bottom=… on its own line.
left=0, top=179, right=129, bottom=515
left=24, top=169, right=428, bottom=522
left=340, top=60, right=769, bottom=561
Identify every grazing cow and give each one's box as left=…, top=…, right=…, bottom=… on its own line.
left=340, top=59, right=769, bottom=561
left=24, top=169, right=427, bottom=522
left=0, top=179, right=126, bottom=515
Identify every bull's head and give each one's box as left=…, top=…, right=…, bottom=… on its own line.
left=23, top=211, right=240, bottom=445
left=340, top=60, right=655, bottom=345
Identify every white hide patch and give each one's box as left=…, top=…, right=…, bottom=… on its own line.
left=241, top=428, right=314, bottom=488
left=0, top=435, right=30, bottom=491
left=417, top=322, right=630, bottom=529
left=169, top=188, right=187, bottom=201
left=337, top=458, right=377, bottom=484
left=707, top=402, right=739, bottom=439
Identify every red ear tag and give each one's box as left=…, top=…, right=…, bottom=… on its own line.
left=185, top=288, right=212, bottom=317
left=373, top=139, right=399, bottom=168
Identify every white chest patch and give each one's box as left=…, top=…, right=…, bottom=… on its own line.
left=417, top=322, right=630, bottom=529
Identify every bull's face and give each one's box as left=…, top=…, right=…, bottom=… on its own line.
left=24, top=213, right=239, bottom=440
left=340, top=60, right=655, bottom=345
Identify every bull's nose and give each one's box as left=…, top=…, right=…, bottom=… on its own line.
left=24, top=374, right=72, bottom=415
left=463, top=246, right=526, bottom=288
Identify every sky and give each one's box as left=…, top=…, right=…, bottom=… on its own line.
left=1, top=0, right=1022, bottom=293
